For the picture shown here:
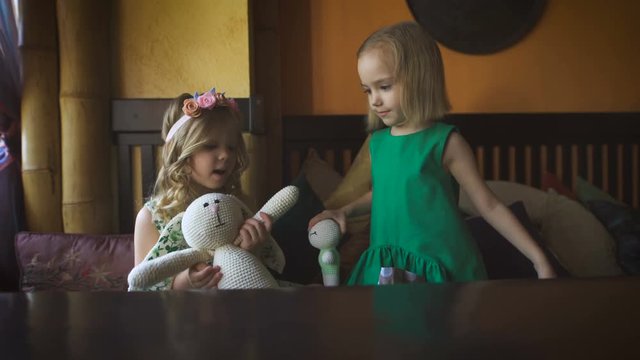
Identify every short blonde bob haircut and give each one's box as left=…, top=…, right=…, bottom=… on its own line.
left=151, top=93, right=249, bottom=223
left=357, top=21, right=451, bottom=132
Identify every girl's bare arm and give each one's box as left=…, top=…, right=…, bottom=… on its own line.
left=308, top=191, right=372, bottom=235
left=443, top=132, right=555, bottom=278
left=133, top=207, right=160, bottom=266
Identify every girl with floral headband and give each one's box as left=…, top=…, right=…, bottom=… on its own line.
left=133, top=89, right=282, bottom=290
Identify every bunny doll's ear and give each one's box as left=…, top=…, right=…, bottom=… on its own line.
left=165, top=211, right=185, bottom=233
left=240, top=206, right=251, bottom=220
left=228, top=194, right=254, bottom=220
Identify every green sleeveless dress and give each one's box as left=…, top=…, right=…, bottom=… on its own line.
left=346, top=123, right=487, bottom=285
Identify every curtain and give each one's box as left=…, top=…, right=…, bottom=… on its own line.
left=0, top=0, right=23, bottom=291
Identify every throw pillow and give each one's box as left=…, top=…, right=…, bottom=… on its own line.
left=575, top=176, right=624, bottom=207
left=337, top=222, right=371, bottom=283
left=324, top=135, right=371, bottom=234
left=459, top=181, right=548, bottom=226
left=15, top=232, right=134, bottom=291
left=540, top=172, right=577, bottom=200
left=324, top=135, right=371, bottom=209
left=301, top=148, right=344, bottom=202
left=465, top=201, right=568, bottom=279
left=271, top=173, right=325, bottom=284
left=586, top=200, right=640, bottom=275
left=541, top=189, right=623, bottom=277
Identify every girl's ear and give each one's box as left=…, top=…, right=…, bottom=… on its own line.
left=183, top=161, right=193, bottom=175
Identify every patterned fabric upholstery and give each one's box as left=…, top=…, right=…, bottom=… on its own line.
left=15, top=232, right=134, bottom=291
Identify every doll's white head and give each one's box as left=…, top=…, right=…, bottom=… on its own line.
left=182, top=192, right=248, bottom=250
left=308, top=219, right=341, bottom=249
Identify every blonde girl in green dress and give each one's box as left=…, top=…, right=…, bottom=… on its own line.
left=134, top=90, right=281, bottom=290
left=309, top=22, right=556, bottom=285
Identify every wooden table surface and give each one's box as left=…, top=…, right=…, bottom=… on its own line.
left=1, top=277, right=639, bottom=359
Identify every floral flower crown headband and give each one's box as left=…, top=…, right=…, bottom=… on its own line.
left=165, top=88, right=239, bottom=142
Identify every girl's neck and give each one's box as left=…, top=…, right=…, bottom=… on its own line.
left=192, top=182, right=225, bottom=196
left=390, top=121, right=432, bottom=136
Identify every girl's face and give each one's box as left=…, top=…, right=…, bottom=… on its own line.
left=358, top=48, right=409, bottom=134
left=188, top=124, right=238, bottom=192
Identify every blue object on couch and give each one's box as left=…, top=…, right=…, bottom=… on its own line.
left=0, top=157, right=23, bottom=291
left=586, top=200, right=640, bottom=275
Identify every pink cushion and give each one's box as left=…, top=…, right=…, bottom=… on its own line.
left=541, top=172, right=577, bottom=200
left=15, top=232, right=134, bottom=291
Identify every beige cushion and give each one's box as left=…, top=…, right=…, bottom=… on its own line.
left=324, top=135, right=371, bottom=209
left=541, top=190, right=623, bottom=277
left=460, top=181, right=622, bottom=277
left=339, top=222, right=371, bottom=282
left=301, top=148, right=343, bottom=202
left=324, top=135, right=371, bottom=234
left=459, top=180, right=548, bottom=226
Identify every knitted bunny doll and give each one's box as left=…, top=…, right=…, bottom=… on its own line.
left=128, top=186, right=299, bottom=290
left=308, top=219, right=342, bottom=286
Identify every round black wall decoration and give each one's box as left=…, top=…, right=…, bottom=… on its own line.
left=406, top=0, right=547, bottom=55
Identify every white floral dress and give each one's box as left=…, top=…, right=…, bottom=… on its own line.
left=142, top=200, right=189, bottom=290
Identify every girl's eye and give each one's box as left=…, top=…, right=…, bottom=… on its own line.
left=380, top=85, right=391, bottom=91
left=362, top=88, right=371, bottom=94
left=203, top=144, right=218, bottom=150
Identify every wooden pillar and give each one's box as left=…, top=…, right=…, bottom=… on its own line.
left=57, top=0, right=112, bottom=233
left=20, top=0, right=63, bottom=232
left=248, top=0, right=282, bottom=203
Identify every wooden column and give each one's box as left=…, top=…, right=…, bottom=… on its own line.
left=20, top=0, right=63, bottom=232
left=249, top=0, right=282, bottom=203
left=57, top=0, right=112, bottom=233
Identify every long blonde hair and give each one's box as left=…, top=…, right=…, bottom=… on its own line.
left=151, top=93, right=249, bottom=223
left=358, top=21, right=451, bottom=132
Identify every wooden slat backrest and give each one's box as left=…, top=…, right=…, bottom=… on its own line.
left=114, top=112, right=639, bottom=233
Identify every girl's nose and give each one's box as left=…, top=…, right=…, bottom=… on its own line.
left=370, top=92, right=382, bottom=107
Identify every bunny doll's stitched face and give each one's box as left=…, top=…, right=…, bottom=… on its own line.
left=182, top=193, right=246, bottom=249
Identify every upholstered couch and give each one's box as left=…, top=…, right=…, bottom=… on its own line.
left=14, top=232, right=134, bottom=291
left=272, top=140, right=638, bottom=285
left=12, top=144, right=639, bottom=291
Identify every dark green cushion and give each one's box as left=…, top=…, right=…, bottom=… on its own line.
left=575, top=176, right=624, bottom=207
